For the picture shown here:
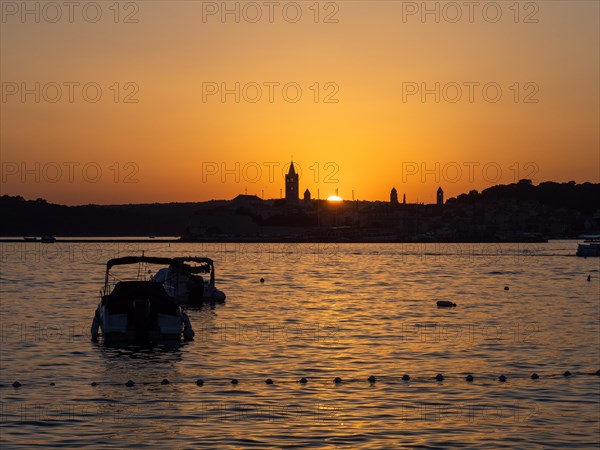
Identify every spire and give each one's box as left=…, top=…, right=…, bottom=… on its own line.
left=437, top=186, right=444, bottom=206
left=288, top=161, right=296, bottom=176
left=285, top=160, right=299, bottom=202
left=390, top=187, right=399, bottom=205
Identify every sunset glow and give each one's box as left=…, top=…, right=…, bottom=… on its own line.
left=1, top=3, right=599, bottom=447
left=0, top=1, right=598, bottom=205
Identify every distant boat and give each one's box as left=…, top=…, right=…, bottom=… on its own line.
left=23, top=236, right=38, bottom=242
left=576, top=236, right=600, bottom=257
left=151, top=257, right=226, bottom=305
left=149, top=235, right=156, bottom=239
left=41, top=235, right=56, bottom=243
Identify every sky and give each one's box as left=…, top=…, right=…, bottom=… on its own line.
left=1, top=0, right=599, bottom=205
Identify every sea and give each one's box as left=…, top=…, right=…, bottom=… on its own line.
left=0, top=241, right=599, bottom=449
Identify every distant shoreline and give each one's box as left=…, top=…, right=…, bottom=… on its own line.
left=0, top=237, right=553, bottom=244
left=3, top=181, right=598, bottom=243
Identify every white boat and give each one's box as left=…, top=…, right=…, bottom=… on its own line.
left=576, top=236, right=600, bottom=257
left=91, top=256, right=195, bottom=341
left=151, top=257, right=226, bottom=305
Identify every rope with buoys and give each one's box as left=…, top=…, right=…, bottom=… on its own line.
left=4, top=369, right=599, bottom=389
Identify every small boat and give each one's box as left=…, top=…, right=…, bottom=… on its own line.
left=41, top=235, right=56, bottom=243
left=91, top=256, right=195, bottom=341
left=23, top=236, right=38, bottom=242
left=576, top=236, right=600, bottom=257
left=151, top=257, right=226, bottom=306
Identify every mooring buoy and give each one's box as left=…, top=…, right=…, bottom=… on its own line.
left=436, top=301, right=456, bottom=308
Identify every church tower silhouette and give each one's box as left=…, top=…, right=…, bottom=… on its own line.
left=390, top=187, right=399, bottom=205
left=285, top=162, right=299, bottom=203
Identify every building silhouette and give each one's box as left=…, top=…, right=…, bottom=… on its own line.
left=390, top=187, right=398, bottom=205
left=304, top=189, right=311, bottom=201
left=437, top=187, right=444, bottom=205
left=403, top=193, right=406, bottom=204
left=285, top=162, right=299, bottom=203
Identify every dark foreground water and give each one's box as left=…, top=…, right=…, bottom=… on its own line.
left=1, top=241, right=599, bottom=448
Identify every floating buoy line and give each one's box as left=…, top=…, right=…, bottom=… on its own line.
left=3, top=370, right=599, bottom=389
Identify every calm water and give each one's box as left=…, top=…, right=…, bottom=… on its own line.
left=1, top=241, right=599, bottom=449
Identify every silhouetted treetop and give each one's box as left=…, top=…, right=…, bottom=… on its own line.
left=449, top=180, right=599, bottom=213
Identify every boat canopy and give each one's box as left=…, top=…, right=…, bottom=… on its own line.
left=172, top=257, right=214, bottom=274
left=106, top=256, right=214, bottom=272
left=106, top=256, right=180, bottom=270
left=172, top=257, right=214, bottom=265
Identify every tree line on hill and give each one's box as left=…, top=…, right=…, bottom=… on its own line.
left=1, top=180, right=598, bottom=237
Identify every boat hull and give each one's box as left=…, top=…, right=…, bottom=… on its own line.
left=576, top=243, right=600, bottom=257
left=98, top=307, right=184, bottom=340
left=92, top=281, right=193, bottom=341
left=152, top=267, right=226, bottom=306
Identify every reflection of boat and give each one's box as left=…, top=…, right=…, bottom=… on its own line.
left=152, top=257, right=226, bottom=306
left=41, top=235, right=56, bottom=243
left=94, top=340, right=185, bottom=391
left=97, top=339, right=185, bottom=357
left=576, top=236, right=600, bottom=257
left=91, top=256, right=195, bottom=342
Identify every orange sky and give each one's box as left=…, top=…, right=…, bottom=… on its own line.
left=1, top=1, right=598, bottom=205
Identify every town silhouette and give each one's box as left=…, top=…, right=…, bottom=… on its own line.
left=2, top=162, right=599, bottom=242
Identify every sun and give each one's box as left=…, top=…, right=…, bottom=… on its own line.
left=327, top=195, right=343, bottom=202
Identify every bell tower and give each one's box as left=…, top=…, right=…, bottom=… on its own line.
left=390, top=187, right=399, bottom=205
left=285, top=161, right=299, bottom=203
